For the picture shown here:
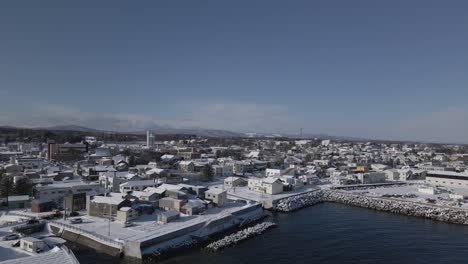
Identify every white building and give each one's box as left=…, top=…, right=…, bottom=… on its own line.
left=205, top=188, right=227, bottom=207
left=224, top=177, right=247, bottom=188
left=425, top=171, right=468, bottom=188
left=265, top=168, right=282, bottom=177
left=20, top=237, right=45, bottom=253
left=248, top=177, right=283, bottom=195
left=418, top=187, right=436, bottom=195
left=356, top=172, right=386, bottom=184
left=119, top=179, right=160, bottom=193
left=33, top=181, right=105, bottom=204
left=99, top=171, right=142, bottom=192
left=146, top=130, right=155, bottom=148
left=15, top=157, right=48, bottom=170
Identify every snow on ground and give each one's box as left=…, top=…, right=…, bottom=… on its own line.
left=226, top=185, right=319, bottom=202
left=0, top=214, right=28, bottom=225
left=0, top=245, right=30, bottom=262
left=54, top=200, right=256, bottom=243
left=346, top=182, right=468, bottom=208
left=0, top=224, right=30, bottom=261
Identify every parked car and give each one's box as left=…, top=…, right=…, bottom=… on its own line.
left=69, top=218, right=83, bottom=224
left=2, top=234, right=19, bottom=241
left=26, top=219, right=40, bottom=225
left=123, top=221, right=133, bottom=228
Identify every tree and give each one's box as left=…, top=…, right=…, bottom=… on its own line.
left=14, top=178, right=33, bottom=196
left=202, top=164, right=214, bottom=182
left=128, top=155, right=136, bottom=167
left=0, top=175, right=14, bottom=208
left=122, top=148, right=131, bottom=157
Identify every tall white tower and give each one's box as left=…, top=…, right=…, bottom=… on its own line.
left=146, top=130, right=155, bottom=148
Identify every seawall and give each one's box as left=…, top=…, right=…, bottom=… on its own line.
left=273, top=190, right=468, bottom=225
left=48, top=223, right=123, bottom=257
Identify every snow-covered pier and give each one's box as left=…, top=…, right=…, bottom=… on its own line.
left=206, top=222, right=276, bottom=252
left=273, top=190, right=468, bottom=225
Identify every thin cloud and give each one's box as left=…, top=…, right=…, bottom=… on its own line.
left=1, top=104, right=467, bottom=143
left=0, top=102, right=301, bottom=134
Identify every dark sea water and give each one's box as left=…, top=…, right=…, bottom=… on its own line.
left=74, top=203, right=468, bottom=264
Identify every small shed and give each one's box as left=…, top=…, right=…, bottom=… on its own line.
left=31, top=199, right=55, bottom=213
left=7, top=195, right=30, bottom=209
left=20, top=237, right=45, bottom=253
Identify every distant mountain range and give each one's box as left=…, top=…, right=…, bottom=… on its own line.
left=0, top=124, right=369, bottom=140
left=0, top=124, right=436, bottom=144
left=30, top=125, right=245, bottom=138
left=36, top=125, right=105, bottom=133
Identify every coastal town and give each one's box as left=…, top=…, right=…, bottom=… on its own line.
left=0, top=129, right=467, bottom=263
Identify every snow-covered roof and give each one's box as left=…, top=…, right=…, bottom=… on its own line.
left=21, top=237, right=42, bottom=243
left=144, top=187, right=166, bottom=194
left=0, top=246, right=79, bottom=264
left=34, top=181, right=99, bottom=191
left=146, top=168, right=166, bottom=175
left=224, top=176, right=242, bottom=182
left=119, top=207, right=132, bottom=212
left=159, top=184, right=183, bottom=191
left=8, top=195, right=30, bottom=202
left=120, top=180, right=158, bottom=187
left=91, top=193, right=126, bottom=205
left=206, top=188, right=226, bottom=195
left=182, top=199, right=205, bottom=208
left=427, top=171, right=468, bottom=178
left=262, top=177, right=282, bottom=184
left=161, top=154, right=175, bottom=160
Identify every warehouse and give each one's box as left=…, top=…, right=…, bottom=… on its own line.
left=425, top=171, right=468, bottom=188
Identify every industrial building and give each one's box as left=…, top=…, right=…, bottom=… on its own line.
left=425, top=171, right=468, bottom=188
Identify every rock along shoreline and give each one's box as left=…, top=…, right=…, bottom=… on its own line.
left=206, top=222, right=277, bottom=252
left=273, top=190, right=468, bottom=225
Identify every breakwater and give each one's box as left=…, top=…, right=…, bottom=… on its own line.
left=273, top=190, right=468, bottom=225
left=206, top=222, right=276, bottom=252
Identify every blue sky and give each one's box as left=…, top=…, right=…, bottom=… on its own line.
left=1, top=1, right=467, bottom=143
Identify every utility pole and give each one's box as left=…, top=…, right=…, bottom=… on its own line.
left=105, top=192, right=111, bottom=237
left=108, top=204, right=111, bottom=237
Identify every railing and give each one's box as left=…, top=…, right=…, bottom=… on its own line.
left=5, top=212, right=36, bottom=219
left=0, top=219, right=27, bottom=228
left=48, top=220, right=124, bottom=249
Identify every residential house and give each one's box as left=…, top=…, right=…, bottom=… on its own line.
left=224, top=177, right=247, bottom=188
left=119, top=179, right=160, bottom=193
left=178, top=161, right=195, bottom=173
left=248, top=177, right=283, bottom=195
left=88, top=193, right=134, bottom=218
left=205, top=188, right=227, bottom=207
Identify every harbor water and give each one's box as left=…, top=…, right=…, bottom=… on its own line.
left=74, top=203, right=468, bottom=264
